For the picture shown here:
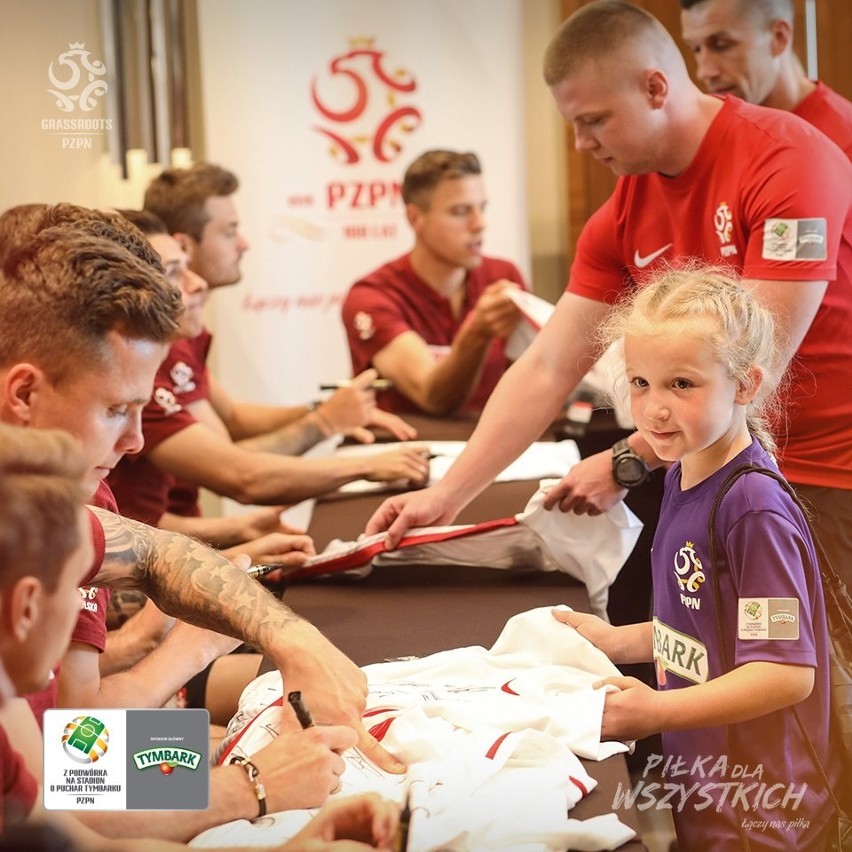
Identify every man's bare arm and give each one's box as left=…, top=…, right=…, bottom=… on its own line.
left=99, top=599, right=174, bottom=675
left=742, top=277, right=826, bottom=372
left=422, top=292, right=609, bottom=505
left=89, top=508, right=299, bottom=635
left=205, top=371, right=396, bottom=450
left=60, top=622, right=240, bottom=709
left=366, top=292, right=611, bottom=544
left=86, top=509, right=405, bottom=771
left=374, top=328, right=492, bottom=415
left=373, top=281, right=524, bottom=415
left=146, top=422, right=427, bottom=505
left=206, top=375, right=307, bottom=439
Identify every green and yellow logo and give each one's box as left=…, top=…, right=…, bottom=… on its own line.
left=62, top=715, right=109, bottom=764
left=132, top=747, right=202, bottom=776
left=743, top=600, right=763, bottom=620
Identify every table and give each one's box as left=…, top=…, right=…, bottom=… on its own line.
left=281, top=566, right=644, bottom=848
left=309, top=412, right=558, bottom=551
left=273, top=413, right=647, bottom=849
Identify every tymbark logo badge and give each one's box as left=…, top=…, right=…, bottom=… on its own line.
left=132, top=747, right=202, bottom=776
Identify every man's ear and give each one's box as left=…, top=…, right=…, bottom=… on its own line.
left=646, top=69, right=669, bottom=109
left=173, top=232, right=197, bottom=260
left=2, top=363, right=46, bottom=425
left=769, top=18, right=793, bottom=58
left=5, top=577, right=42, bottom=645
left=406, top=203, right=424, bottom=232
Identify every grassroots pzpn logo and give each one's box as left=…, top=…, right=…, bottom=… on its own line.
left=62, top=715, right=109, bottom=764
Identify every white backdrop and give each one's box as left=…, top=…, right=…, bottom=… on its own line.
left=196, top=0, right=530, bottom=405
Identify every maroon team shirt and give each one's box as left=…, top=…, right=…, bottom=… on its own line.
left=108, top=332, right=212, bottom=524
left=0, top=726, right=38, bottom=831
left=342, top=253, right=528, bottom=414
left=23, top=480, right=114, bottom=725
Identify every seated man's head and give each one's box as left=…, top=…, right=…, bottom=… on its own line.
left=0, top=224, right=182, bottom=497
left=680, top=0, right=796, bottom=104
left=0, top=202, right=164, bottom=269
left=0, top=204, right=47, bottom=263
left=402, top=150, right=487, bottom=271
left=0, top=424, right=92, bottom=695
left=118, top=208, right=209, bottom=340
left=144, top=162, right=250, bottom=290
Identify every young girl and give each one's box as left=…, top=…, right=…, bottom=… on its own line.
left=555, top=266, right=838, bottom=850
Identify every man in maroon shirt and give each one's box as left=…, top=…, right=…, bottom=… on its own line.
left=0, top=208, right=404, bottom=840
left=0, top=422, right=401, bottom=852
left=342, top=149, right=529, bottom=415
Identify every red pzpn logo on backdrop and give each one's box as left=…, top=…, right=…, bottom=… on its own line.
left=311, top=37, right=423, bottom=165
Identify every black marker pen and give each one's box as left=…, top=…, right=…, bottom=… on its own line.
left=319, top=379, right=394, bottom=391
left=287, top=691, right=315, bottom=729
left=393, top=789, right=412, bottom=852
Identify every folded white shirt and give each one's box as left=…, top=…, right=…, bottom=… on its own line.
left=194, top=608, right=635, bottom=851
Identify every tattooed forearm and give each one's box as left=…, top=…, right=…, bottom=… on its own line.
left=90, top=508, right=158, bottom=590
left=88, top=507, right=301, bottom=645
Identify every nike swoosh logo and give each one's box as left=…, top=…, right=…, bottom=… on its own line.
left=634, top=243, right=672, bottom=268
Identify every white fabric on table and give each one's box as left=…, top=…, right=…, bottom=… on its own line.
left=296, top=480, right=642, bottom=619
left=334, top=439, right=580, bottom=495
left=193, top=608, right=635, bottom=851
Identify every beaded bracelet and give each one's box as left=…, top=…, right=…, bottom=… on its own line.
left=232, top=757, right=267, bottom=819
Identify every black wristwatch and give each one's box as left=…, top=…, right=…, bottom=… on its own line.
left=611, top=438, right=649, bottom=489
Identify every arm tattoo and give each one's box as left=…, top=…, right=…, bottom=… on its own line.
left=89, top=507, right=300, bottom=646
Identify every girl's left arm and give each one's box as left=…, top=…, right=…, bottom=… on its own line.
left=596, top=661, right=814, bottom=741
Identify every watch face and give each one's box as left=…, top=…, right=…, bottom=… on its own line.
left=615, top=456, right=646, bottom=487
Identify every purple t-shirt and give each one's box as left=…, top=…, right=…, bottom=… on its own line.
left=651, top=439, right=836, bottom=850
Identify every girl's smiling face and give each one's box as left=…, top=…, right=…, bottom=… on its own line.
left=625, top=321, right=756, bottom=486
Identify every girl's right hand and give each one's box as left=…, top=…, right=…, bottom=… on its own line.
left=551, top=608, right=620, bottom=658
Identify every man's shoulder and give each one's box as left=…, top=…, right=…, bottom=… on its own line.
left=796, top=81, right=852, bottom=157
left=92, top=480, right=119, bottom=513
left=729, top=96, right=843, bottom=154
left=159, top=331, right=211, bottom=376
left=808, top=80, right=852, bottom=116
left=353, top=254, right=411, bottom=287
left=344, top=254, right=413, bottom=308
left=0, top=724, right=39, bottom=819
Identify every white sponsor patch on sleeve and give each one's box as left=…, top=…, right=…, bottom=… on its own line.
left=762, top=218, right=827, bottom=261
left=738, top=598, right=800, bottom=640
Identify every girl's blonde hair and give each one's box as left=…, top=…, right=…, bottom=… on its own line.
left=599, top=263, right=787, bottom=457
